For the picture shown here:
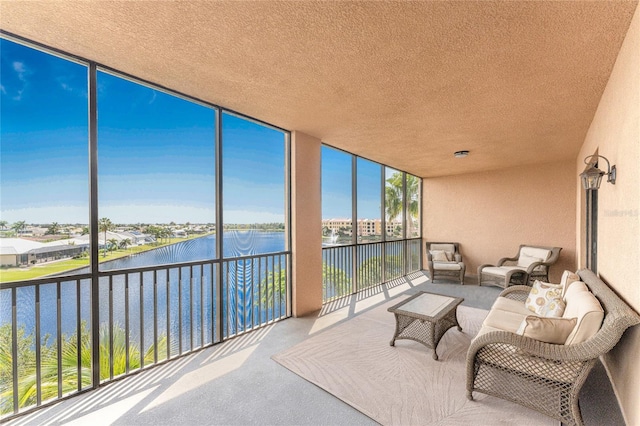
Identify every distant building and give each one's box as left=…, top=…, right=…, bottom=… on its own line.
left=0, top=229, right=152, bottom=267
left=0, top=238, right=89, bottom=267
left=322, top=218, right=398, bottom=237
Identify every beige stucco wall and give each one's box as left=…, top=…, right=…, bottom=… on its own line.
left=291, top=131, right=323, bottom=317
left=423, top=160, right=576, bottom=283
left=576, top=4, right=640, bottom=424
left=0, top=254, right=18, bottom=267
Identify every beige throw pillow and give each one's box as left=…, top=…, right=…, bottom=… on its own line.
left=516, top=316, right=577, bottom=344
left=525, top=280, right=566, bottom=317
left=430, top=250, right=450, bottom=262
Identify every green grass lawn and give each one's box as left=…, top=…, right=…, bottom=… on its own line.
left=0, top=235, right=210, bottom=283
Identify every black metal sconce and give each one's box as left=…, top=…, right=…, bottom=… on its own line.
left=580, top=154, right=616, bottom=190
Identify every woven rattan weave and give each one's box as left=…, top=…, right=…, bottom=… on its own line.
left=388, top=291, right=464, bottom=360
left=466, top=268, right=640, bottom=426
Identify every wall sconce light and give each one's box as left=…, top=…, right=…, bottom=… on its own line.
left=580, top=154, right=616, bottom=190
left=454, top=150, right=469, bottom=158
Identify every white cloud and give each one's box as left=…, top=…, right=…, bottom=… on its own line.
left=13, top=61, right=26, bottom=74
left=8, top=61, right=30, bottom=100
left=0, top=206, right=88, bottom=224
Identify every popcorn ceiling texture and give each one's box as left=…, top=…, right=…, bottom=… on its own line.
left=1, top=1, right=637, bottom=177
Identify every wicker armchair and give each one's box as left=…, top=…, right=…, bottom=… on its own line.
left=426, top=242, right=466, bottom=284
left=477, top=244, right=562, bottom=288
left=466, top=268, right=640, bottom=426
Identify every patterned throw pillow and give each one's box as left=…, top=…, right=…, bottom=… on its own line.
left=516, top=316, right=577, bottom=344
left=525, top=280, right=566, bottom=317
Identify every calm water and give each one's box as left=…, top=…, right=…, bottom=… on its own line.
left=87, top=230, right=285, bottom=272
left=1, top=231, right=286, bottom=348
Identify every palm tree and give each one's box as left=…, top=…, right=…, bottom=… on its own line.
left=384, top=172, right=420, bottom=237
left=356, top=254, right=404, bottom=287
left=385, top=172, right=404, bottom=225
left=45, top=222, right=60, bottom=235
left=161, top=227, right=172, bottom=244
left=0, top=220, right=8, bottom=230
left=144, top=225, right=169, bottom=245
left=107, top=238, right=119, bottom=253
left=119, top=238, right=132, bottom=250
left=405, top=174, right=420, bottom=237
left=259, top=268, right=287, bottom=312
left=99, top=218, right=113, bottom=257
left=11, top=220, right=27, bottom=236
left=1, top=322, right=167, bottom=415
left=322, top=262, right=350, bottom=299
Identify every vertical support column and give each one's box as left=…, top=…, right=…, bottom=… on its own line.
left=291, top=131, right=322, bottom=317
left=351, top=156, right=358, bottom=294
left=88, top=63, right=101, bottom=387
left=402, top=172, right=408, bottom=275
left=380, top=166, right=386, bottom=282
left=285, top=132, right=292, bottom=317
left=215, top=109, right=223, bottom=341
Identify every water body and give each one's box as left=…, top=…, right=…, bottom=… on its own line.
left=1, top=231, right=286, bottom=350
left=83, top=231, right=285, bottom=273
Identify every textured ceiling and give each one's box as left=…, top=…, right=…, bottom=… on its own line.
left=1, top=1, right=637, bottom=177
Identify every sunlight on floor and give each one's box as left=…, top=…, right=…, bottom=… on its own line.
left=65, top=387, right=158, bottom=425
left=308, top=309, right=350, bottom=335
left=140, top=344, right=258, bottom=413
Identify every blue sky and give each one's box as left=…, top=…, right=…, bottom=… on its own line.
left=1, top=38, right=287, bottom=225
left=1, top=38, right=392, bottom=226
left=320, top=146, right=384, bottom=220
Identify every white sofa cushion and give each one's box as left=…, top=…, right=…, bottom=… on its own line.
left=560, top=270, right=581, bottom=299
left=563, top=284, right=604, bottom=344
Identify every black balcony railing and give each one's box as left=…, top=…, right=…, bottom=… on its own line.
left=0, top=251, right=290, bottom=419
left=322, top=238, right=421, bottom=303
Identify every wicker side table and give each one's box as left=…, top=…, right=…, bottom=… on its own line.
left=388, top=291, right=464, bottom=360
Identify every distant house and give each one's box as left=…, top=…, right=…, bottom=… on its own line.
left=0, top=238, right=89, bottom=267
left=172, top=229, right=187, bottom=238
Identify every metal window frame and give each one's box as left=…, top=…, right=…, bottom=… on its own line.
left=0, top=32, right=293, bottom=420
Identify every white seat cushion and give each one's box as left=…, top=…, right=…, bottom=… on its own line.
left=483, top=308, right=529, bottom=333
left=433, top=261, right=461, bottom=271
left=491, top=296, right=533, bottom=317
left=482, top=265, right=527, bottom=277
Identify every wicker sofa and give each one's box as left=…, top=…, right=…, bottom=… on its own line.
left=477, top=244, right=562, bottom=288
left=466, top=268, right=640, bottom=426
